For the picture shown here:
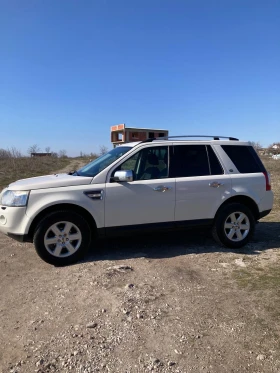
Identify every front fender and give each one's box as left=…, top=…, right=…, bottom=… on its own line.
left=25, top=184, right=105, bottom=230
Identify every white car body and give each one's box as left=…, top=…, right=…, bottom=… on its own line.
left=0, top=138, right=274, bottom=264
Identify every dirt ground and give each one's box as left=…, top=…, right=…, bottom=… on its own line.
left=1, top=161, right=280, bottom=373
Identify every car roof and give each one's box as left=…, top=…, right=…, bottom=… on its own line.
left=121, top=139, right=250, bottom=147
left=118, top=142, right=141, bottom=147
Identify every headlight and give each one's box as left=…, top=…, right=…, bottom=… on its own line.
left=0, top=190, right=30, bottom=207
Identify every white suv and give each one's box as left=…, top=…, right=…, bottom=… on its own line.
left=0, top=136, right=273, bottom=265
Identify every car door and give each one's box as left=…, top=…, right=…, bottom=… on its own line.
left=171, top=144, right=232, bottom=223
left=104, top=145, right=176, bottom=230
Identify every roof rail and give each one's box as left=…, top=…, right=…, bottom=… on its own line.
left=142, top=135, right=239, bottom=143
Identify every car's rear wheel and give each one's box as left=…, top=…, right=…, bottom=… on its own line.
left=34, top=210, right=91, bottom=265
left=212, top=203, right=255, bottom=248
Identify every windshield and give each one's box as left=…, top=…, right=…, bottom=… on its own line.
left=77, top=146, right=132, bottom=177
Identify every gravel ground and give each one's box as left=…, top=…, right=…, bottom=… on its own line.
left=1, top=219, right=280, bottom=373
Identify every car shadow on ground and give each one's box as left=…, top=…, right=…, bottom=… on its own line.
left=82, top=221, right=280, bottom=263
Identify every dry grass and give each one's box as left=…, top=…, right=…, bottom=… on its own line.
left=0, top=156, right=72, bottom=191
left=231, top=157, right=280, bottom=320
left=262, top=156, right=280, bottom=220
left=233, top=265, right=280, bottom=291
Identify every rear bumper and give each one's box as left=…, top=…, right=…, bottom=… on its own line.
left=258, top=191, right=273, bottom=218
left=258, top=209, right=272, bottom=220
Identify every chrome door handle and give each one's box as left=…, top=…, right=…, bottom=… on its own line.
left=209, top=182, right=224, bottom=188
left=153, top=185, right=171, bottom=192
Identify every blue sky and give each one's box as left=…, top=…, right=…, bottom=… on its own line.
left=1, top=0, right=279, bottom=156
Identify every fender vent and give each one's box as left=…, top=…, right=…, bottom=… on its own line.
left=84, top=190, right=104, bottom=200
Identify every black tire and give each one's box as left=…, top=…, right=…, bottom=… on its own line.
left=212, top=203, right=255, bottom=248
left=34, top=210, right=91, bottom=265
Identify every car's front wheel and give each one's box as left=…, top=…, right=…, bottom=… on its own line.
left=34, top=210, right=91, bottom=265
left=212, top=203, right=255, bottom=248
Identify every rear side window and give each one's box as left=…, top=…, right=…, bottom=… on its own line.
left=221, top=145, right=265, bottom=173
left=170, top=145, right=210, bottom=177
left=207, top=146, right=224, bottom=175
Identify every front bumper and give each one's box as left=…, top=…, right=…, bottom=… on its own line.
left=0, top=205, right=31, bottom=238
left=6, top=232, right=32, bottom=242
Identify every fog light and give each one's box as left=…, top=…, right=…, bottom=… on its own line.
left=0, top=215, right=7, bottom=225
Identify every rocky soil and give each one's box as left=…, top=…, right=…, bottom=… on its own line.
left=1, top=219, right=280, bottom=373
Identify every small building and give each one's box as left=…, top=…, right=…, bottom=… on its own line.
left=111, top=124, right=169, bottom=147
left=31, top=152, right=52, bottom=157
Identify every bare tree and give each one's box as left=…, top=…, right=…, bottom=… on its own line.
left=28, top=144, right=40, bottom=155
left=58, top=149, right=67, bottom=158
left=269, top=142, right=280, bottom=148
left=0, top=147, right=22, bottom=158
left=90, top=152, right=99, bottom=159
left=99, top=145, right=109, bottom=155
left=249, top=141, right=262, bottom=152
left=45, top=146, right=51, bottom=153
left=9, top=147, right=22, bottom=158
left=268, top=142, right=280, bottom=154
left=0, top=149, right=10, bottom=158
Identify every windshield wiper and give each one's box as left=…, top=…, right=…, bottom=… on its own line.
left=68, top=170, right=80, bottom=176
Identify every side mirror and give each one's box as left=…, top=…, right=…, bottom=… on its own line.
left=112, top=170, right=133, bottom=182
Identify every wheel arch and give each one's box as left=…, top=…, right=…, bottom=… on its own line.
left=215, top=196, right=259, bottom=221
left=27, top=203, right=97, bottom=241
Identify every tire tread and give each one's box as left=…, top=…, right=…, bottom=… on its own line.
left=34, top=210, right=91, bottom=265
left=212, top=202, right=255, bottom=249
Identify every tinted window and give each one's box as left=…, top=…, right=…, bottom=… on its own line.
left=221, top=145, right=265, bottom=173
left=120, top=152, right=139, bottom=172
left=78, top=146, right=131, bottom=177
left=207, top=146, right=224, bottom=175
left=170, top=145, right=210, bottom=177
left=117, top=146, right=169, bottom=180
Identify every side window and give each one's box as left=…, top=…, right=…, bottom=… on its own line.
left=117, top=146, right=169, bottom=180
left=207, top=146, right=224, bottom=175
left=221, top=145, right=265, bottom=173
left=170, top=145, right=210, bottom=177
left=120, top=152, right=139, bottom=172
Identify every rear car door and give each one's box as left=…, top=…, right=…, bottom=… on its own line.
left=171, top=144, right=232, bottom=223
